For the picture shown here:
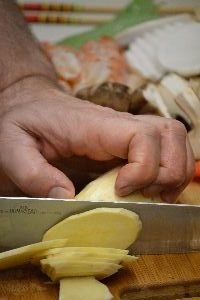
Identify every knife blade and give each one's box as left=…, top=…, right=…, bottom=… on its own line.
left=0, top=197, right=199, bottom=255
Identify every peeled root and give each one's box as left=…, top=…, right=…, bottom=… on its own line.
left=59, top=277, right=113, bottom=300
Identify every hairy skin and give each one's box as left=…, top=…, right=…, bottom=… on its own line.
left=0, top=1, right=195, bottom=201
left=0, top=0, right=55, bottom=92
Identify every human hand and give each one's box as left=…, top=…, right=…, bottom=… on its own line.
left=0, top=76, right=194, bottom=202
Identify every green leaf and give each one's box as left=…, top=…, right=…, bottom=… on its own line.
left=58, top=0, right=159, bottom=48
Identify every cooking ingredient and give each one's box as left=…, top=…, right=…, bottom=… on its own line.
left=157, top=74, right=200, bottom=158
left=125, top=19, right=197, bottom=80
left=75, top=166, right=160, bottom=202
left=195, top=161, right=200, bottom=178
left=125, top=33, right=165, bottom=80
left=143, top=83, right=170, bottom=117
left=42, top=43, right=80, bottom=84
left=190, top=77, right=200, bottom=99
left=42, top=247, right=135, bottom=264
left=43, top=207, right=142, bottom=249
left=41, top=246, right=136, bottom=293
left=76, top=82, right=134, bottom=113
left=116, top=14, right=193, bottom=46
left=31, top=246, right=132, bottom=265
left=175, top=87, right=200, bottom=159
left=157, top=86, right=190, bottom=124
left=158, top=74, right=191, bottom=123
left=177, top=181, right=200, bottom=205
left=158, top=23, right=200, bottom=76
left=41, top=258, right=121, bottom=281
left=59, top=0, right=159, bottom=48
left=161, top=73, right=189, bottom=96
left=44, top=37, right=145, bottom=98
left=73, top=37, right=128, bottom=94
left=59, top=277, right=113, bottom=300
left=143, top=74, right=197, bottom=127
left=0, top=239, right=68, bottom=270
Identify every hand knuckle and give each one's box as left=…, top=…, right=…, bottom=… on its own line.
left=141, top=125, right=159, bottom=138
left=169, top=170, right=185, bottom=186
left=166, top=119, right=187, bottom=135
left=140, top=164, right=156, bottom=184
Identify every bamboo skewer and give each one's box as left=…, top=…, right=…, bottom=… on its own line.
left=20, top=2, right=199, bottom=25
left=24, top=14, right=112, bottom=25
left=159, top=5, right=199, bottom=16
left=18, top=2, right=122, bottom=14
left=18, top=2, right=199, bottom=16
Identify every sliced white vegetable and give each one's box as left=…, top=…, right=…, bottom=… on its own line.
left=160, top=74, right=192, bottom=124
left=125, top=50, right=150, bottom=78
left=180, top=87, right=200, bottom=116
left=133, top=37, right=165, bottom=75
left=124, top=19, right=196, bottom=80
left=175, top=88, right=200, bottom=159
left=158, top=84, right=190, bottom=122
left=59, top=277, right=113, bottom=300
left=161, top=73, right=189, bottom=96
left=128, top=46, right=161, bottom=80
left=0, top=239, right=68, bottom=270
left=190, top=77, right=200, bottom=99
left=116, top=14, right=193, bottom=46
left=43, top=206, right=142, bottom=250
left=143, top=84, right=171, bottom=117
left=158, top=23, right=200, bottom=76
left=175, top=87, right=200, bottom=124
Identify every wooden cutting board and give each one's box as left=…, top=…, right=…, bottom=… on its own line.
left=0, top=253, right=200, bottom=300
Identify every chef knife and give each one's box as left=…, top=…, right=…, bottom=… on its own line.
left=0, top=197, right=199, bottom=255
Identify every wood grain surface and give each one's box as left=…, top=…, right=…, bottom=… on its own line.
left=0, top=253, right=200, bottom=300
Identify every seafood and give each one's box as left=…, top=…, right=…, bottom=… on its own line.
left=42, top=37, right=145, bottom=97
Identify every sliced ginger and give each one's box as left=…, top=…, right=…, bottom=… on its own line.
left=59, top=277, right=113, bottom=300
left=31, top=246, right=129, bottom=265
left=41, top=259, right=121, bottom=281
left=0, top=239, right=68, bottom=270
left=43, top=207, right=142, bottom=249
left=40, top=246, right=136, bottom=281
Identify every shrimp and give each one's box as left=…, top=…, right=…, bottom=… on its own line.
left=41, top=42, right=81, bottom=91
left=74, top=37, right=129, bottom=93
left=41, top=38, right=145, bottom=96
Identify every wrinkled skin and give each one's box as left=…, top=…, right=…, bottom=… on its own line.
left=0, top=76, right=195, bottom=202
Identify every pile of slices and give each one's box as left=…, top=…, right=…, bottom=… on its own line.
left=125, top=20, right=200, bottom=80
left=0, top=207, right=142, bottom=300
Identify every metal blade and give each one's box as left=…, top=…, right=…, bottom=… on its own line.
left=0, top=197, right=199, bottom=254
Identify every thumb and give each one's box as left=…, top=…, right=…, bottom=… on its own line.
left=0, top=138, right=75, bottom=199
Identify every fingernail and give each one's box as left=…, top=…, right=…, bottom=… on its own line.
left=162, top=195, right=173, bottom=203
left=160, top=191, right=180, bottom=203
left=161, top=192, right=175, bottom=204
left=47, top=187, right=73, bottom=199
left=117, top=185, right=134, bottom=197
